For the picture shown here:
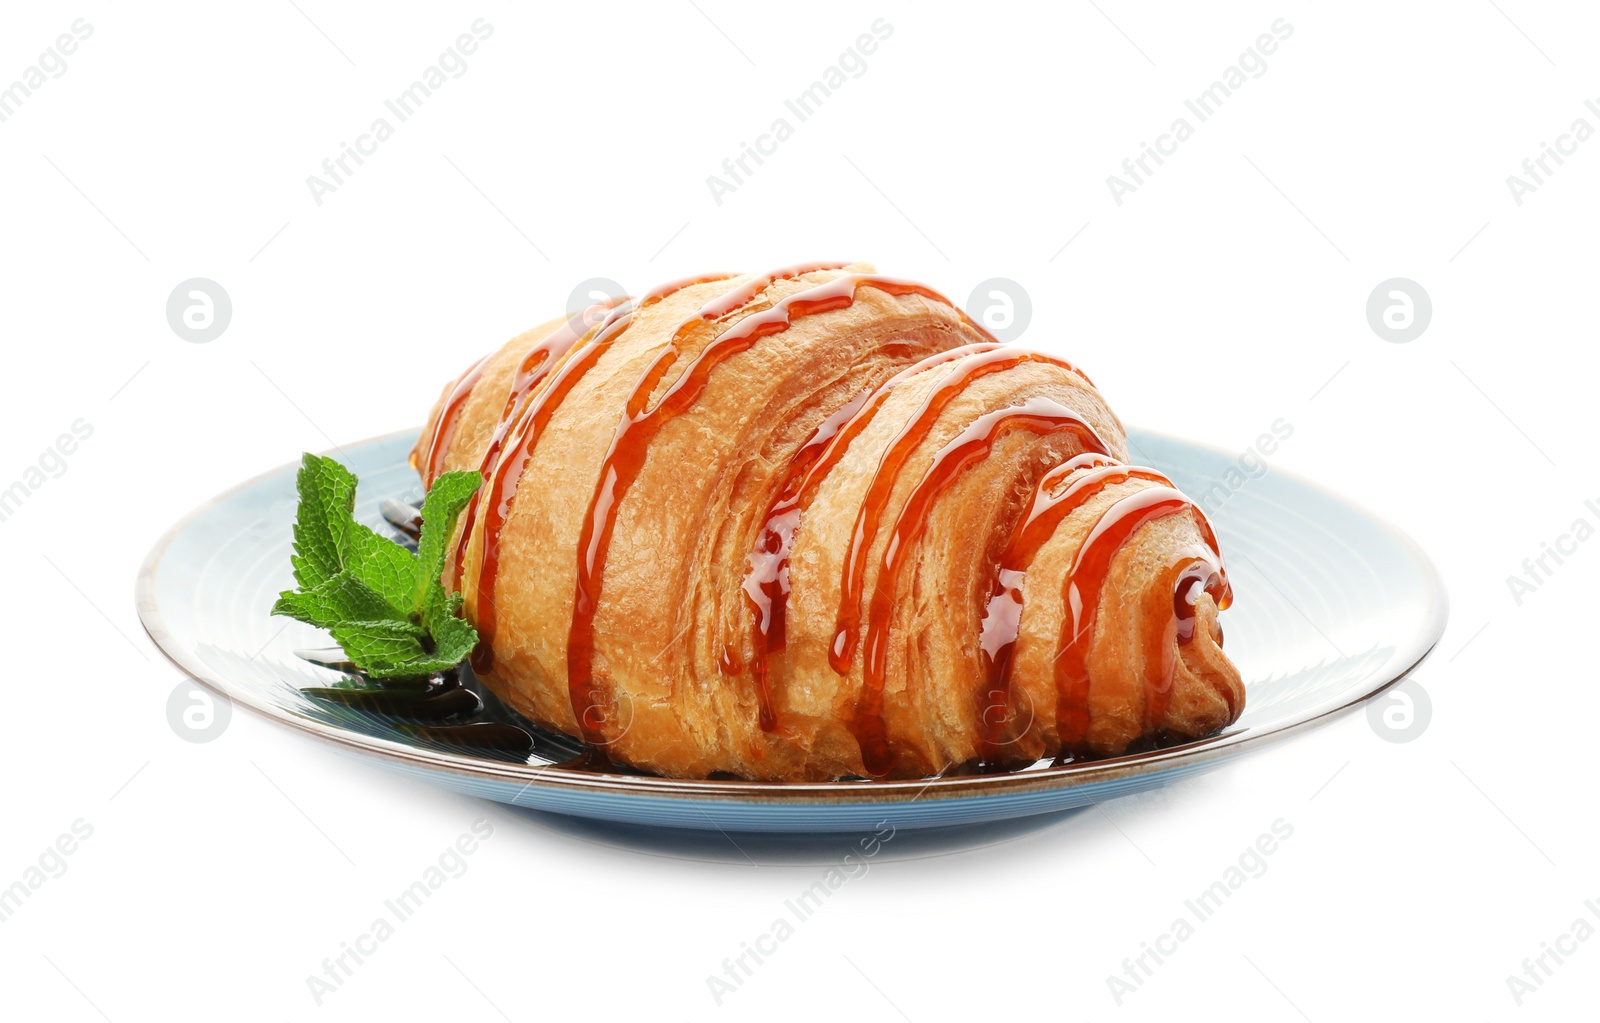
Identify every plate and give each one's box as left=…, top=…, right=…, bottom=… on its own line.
left=136, top=428, right=1447, bottom=832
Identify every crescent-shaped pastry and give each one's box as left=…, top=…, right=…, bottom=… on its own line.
left=412, top=262, right=1243, bottom=780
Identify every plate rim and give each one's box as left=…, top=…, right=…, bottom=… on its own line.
left=134, top=426, right=1449, bottom=808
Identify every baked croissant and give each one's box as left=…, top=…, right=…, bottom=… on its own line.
left=413, top=262, right=1243, bottom=781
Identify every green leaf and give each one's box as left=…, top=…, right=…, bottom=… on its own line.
left=412, top=470, right=481, bottom=612
left=272, top=571, right=403, bottom=630
left=330, top=619, right=474, bottom=679
left=271, top=453, right=481, bottom=680
left=423, top=609, right=479, bottom=673
left=328, top=620, right=436, bottom=678
left=344, top=523, right=419, bottom=608
left=288, top=454, right=357, bottom=589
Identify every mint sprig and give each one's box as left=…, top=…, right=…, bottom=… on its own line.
left=272, top=453, right=481, bottom=679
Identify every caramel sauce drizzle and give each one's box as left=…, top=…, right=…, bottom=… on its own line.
left=1055, top=487, right=1199, bottom=747
left=977, top=457, right=1230, bottom=757
left=977, top=459, right=1172, bottom=749
left=447, top=306, right=622, bottom=589
left=844, top=396, right=1111, bottom=776
left=417, top=264, right=1236, bottom=776
left=739, top=342, right=1003, bottom=729
left=1156, top=549, right=1234, bottom=716
left=565, top=269, right=959, bottom=742
left=829, top=347, right=1099, bottom=675
left=565, top=263, right=849, bottom=735
left=469, top=274, right=735, bottom=673
left=418, top=354, right=490, bottom=484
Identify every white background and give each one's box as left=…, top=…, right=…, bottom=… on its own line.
left=0, top=1, right=1594, bottom=1019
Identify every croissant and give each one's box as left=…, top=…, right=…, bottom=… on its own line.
left=412, top=262, right=1243, bottom=781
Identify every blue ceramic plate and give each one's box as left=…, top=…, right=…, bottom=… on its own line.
left=136, top=428, right=1446, bottom=833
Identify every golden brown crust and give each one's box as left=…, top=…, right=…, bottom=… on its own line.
left=415, top=265, right=1244, bottom=780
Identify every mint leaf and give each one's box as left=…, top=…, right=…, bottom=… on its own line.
left=328, top=621, right=440, bottom=678
left=288, top=454, right=357, bottom=589
left=271, top=571, right=402, bottom=629
left=272, top=453, right=481, bottom=680
left=412, top=470, right=482, bottom=611
left=343, top=523, right=419, bottom=605
left=419, top=608, right=478, bottom=673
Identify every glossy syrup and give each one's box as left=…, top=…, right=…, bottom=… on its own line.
left=412, top=268, right=1236, bottom=777
left=418, top=354, right=490, bottom=484
left=295, top=655, right=534, bottom=755
left=739, top=343, right=1002, bottom=727
left=445, top=302, right=624, bottom=589
left=1053, top=486, right=1225, bottom=749
left=978, top=458, right=1170, bottom=749
left=830, top=349, right=1102, bottom=676
left=566, top=263, right=851, bottom=739
left=844, top=397, right=1112, bottom=776
left=469, top=275, right=735, bottom=673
